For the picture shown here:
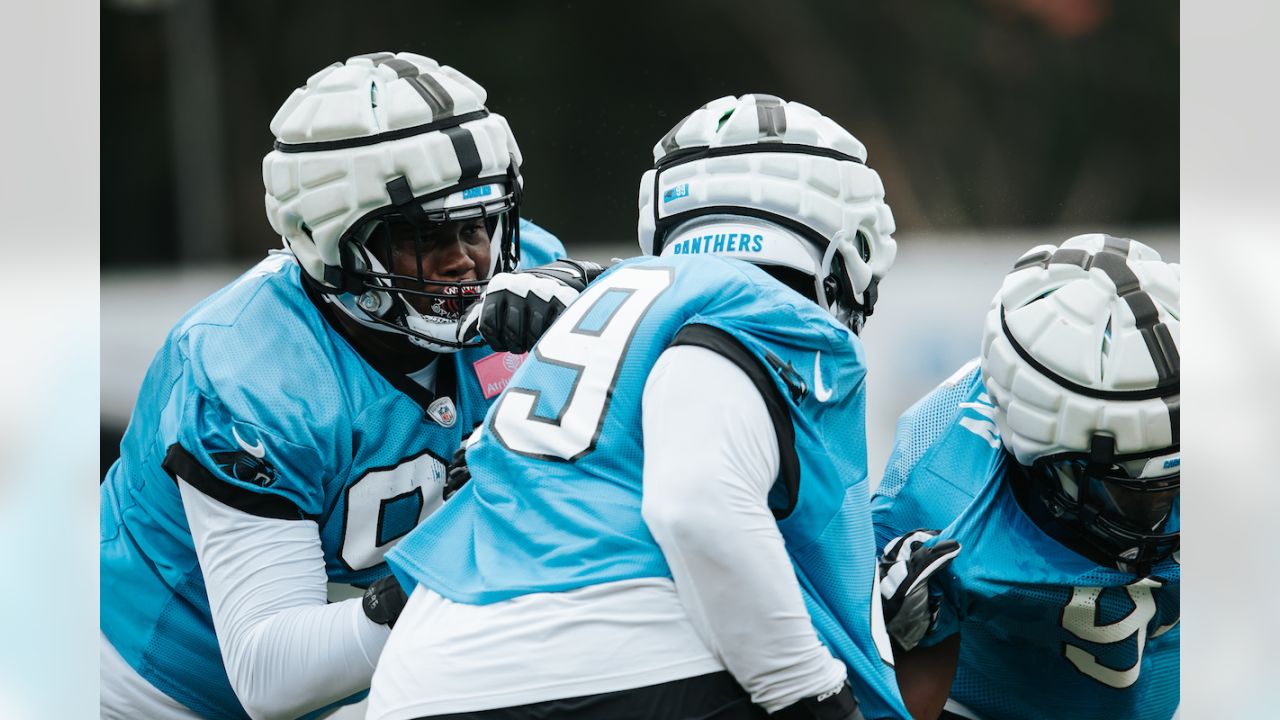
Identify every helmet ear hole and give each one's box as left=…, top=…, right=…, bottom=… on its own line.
left=855, top=231, right=871, bottom=262
left=823, top=275, right=840, bottom=307
left=827, top=252, right=853, bottom=305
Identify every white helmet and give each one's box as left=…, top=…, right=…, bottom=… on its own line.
left=637, top=94, right=896, bottom=333
left=263, top=52, right=524, bottom=352
left=980, top=233, right=1180, bottom=571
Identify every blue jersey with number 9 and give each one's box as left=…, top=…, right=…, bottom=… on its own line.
left=871, top=362, right=1180, bottom=720
left=389, top=254, right=910, bottom=719
left=100, top=221, right=563, bottom=720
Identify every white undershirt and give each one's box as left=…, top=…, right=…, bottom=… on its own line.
left=367, top=344, right=844, bottom=719
left=178, top=480, right=391, bottom=720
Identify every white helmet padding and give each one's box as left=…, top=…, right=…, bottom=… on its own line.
left=262, top=52, right=524, bottom=352
left=637, top=94, right=896, bottom=332
left=981, top=233, right=1180, bottom=465
left=980, top=233, right=1180, bottom=570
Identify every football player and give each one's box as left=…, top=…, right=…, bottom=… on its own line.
left=873, top=235, right=1180, bottom=720
left=99, top=52, right=586, bottom=720
left=367, top=94, right=911, bottom=720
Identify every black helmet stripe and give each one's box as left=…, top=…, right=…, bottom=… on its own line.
left=406, top=73, right=454, bottom=117
left=753, top=94, right=787, bottom=138
left=1009, top=237, right=1179, bottom=386
left=370, top=56, right=456, bottom=118
left=442, top=125, right=482, bottom=180
left=1163, top=395, right=1180, bottom=443
left=1013, top=249, right=1052, bottom=270
left=1002, top=236, right=1179, bottom=443
left=1103, top=234, right=1132, bottom=256
left=352, top=51, right=396, bottom=64
left=1088, top=247, right=1179, bottom=384
left=379, top=57, right=421, bottom=78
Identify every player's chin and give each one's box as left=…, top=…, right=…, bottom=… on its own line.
left=409, top=290, right=482, bottom=320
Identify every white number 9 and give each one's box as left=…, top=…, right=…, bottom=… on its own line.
left=492, top=266, right=673, bottom=460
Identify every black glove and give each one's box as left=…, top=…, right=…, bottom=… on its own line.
left=362, top=573, right=408, bottom=627
left=443, top=441, right=471, bottom=502
left=773, top=682, right=862, bottom=720
left=463, top=258, right=609, bottom=354
left=878, top=529, right=962, bottom=651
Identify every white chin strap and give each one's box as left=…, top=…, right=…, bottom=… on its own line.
left=404, top=311, right=470, bottom=353
left=323, top=293, right=469, bottom=353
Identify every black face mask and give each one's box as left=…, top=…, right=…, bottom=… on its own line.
left=362, top=213, right=502, bottom=321
left=1031, top=435, right=1179, bottom=574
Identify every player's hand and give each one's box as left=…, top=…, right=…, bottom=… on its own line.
left=442, top=443, right=471, bottom=501
left=878, top=529, right=961, bottom=651
left=362, top=573, right=408, bottom=627
left=461, top=259, right=608, bottom=354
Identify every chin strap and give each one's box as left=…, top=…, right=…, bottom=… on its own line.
left=1077, top=434, right=1116, bottom=526
left=386, top=176, right=432, bottom=230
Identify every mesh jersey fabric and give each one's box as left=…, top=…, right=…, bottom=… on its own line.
left=871, top=363, right=1180, bottom=720
left=100, top=220, right=564, bottom=720
left=389, top=254, right=909, bottom=719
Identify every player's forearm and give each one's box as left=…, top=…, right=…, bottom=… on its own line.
left=225, top=597, right=388, bottom=720
left=180, top=480, right=390, bottom=720
left=892, top=633, right=959, bottom=720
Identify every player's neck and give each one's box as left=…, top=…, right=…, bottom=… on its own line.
left=1006, top=460, right=1125, bottom=572
left=303, top=281, right=439, bottom=375
left=339, top=314, right=439, bottom=374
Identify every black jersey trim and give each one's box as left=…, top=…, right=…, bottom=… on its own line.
left=162, top=443, right=309, bottom=521
left=670, top=324, right=801, bottom=520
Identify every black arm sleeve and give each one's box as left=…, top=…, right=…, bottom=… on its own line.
left=162, top=443, right=309, bottom=521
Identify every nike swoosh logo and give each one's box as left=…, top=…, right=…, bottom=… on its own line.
left=813, top=353, right=833, bottom=402
left=232, top=426, right=266, bottom=458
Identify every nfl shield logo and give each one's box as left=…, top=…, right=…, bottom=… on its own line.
left=427, top=397, right=457, bottom=428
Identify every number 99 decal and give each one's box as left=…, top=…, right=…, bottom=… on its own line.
left=338, top=450, right=446, bottom=572
left=491, top=266, right=674, bottom=461
left=1060, top=577, right=1179, bottom=688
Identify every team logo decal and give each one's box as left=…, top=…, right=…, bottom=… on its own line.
left=212, top=424, right=277, bottom=487
left=812, top=352, right=834, bottom=402
left=427, top=396, right=457, bottom=428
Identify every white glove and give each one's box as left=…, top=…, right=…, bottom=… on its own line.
left=461, top=259, right=607, bottom=353
left=878, top=529, right=961, bottom=651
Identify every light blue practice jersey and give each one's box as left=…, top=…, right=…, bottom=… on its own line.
left=100, top=220, right=563, bottom=720
left=872, top=362, right=1180, bottom=720
left=390, top=254, right=910, bottom=719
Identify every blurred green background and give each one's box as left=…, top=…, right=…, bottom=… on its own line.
left=102, top=0, right=1178, bottom=267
